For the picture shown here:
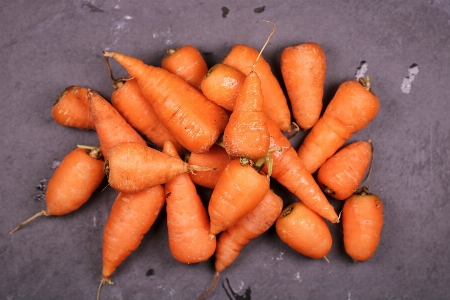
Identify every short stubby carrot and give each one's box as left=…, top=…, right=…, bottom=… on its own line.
left=103, top=51, right=229, bottom=154
left=280, top=42, right=326, bottom=130
left=264, top=118, right=339, bottom=223
left=10, top=146, right=104, bottom=234
left=276, top=201, right=332, bottom=259
left=222, top=44, right=291, bottom=133
left=208, top=158, right=270, bottom=236
left=317, top=140, right=373, bottom=200
left=163, top=140, right=216, bottom=264
left=161, top=45, right=208, bottom=90
left=200, top=63, right=246, bottom=111
left=110, top=77, right=184, bottom=154
left=342, top=187, right=384, bottom=262
left=297, top=78, right=380, bottom=173
left=88, top=89, right=147, bottom=159
left=186, top=144, right=231, bottom=189
left=51, top=85, right=95, bottom=130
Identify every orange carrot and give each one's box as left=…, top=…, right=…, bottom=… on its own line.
left=208, top=158, right=270, bottom=236
left=97, top=184, right=165, bottom=299
left=161, top=45, right=208, bottom=90
left=276, top=201, right=332, bottom=259
left=186, top=144, right=231, bottom=189
left=317, top=140, right=373, bottom=200
left=222, top=44, right=291, bottom=133
left=103, top=51, right=229, bottom=154
left=87, top=89, right=147, bottom=159
left=297, top=78, right=380, bottom=173
left=264, top=118, right=339, bottom=223
left=280, top=42, right=326, bottom=130
left=9, top=146, right=104, bottom=234
left=342, top=187, right=383, bottom=262
left=51, top=85, right=95, bottom=130
left=162, top=140, right=216, bottom=264
left=105, top=142, right=213, bottom=194
left=200, top=63, right=246, bottom=111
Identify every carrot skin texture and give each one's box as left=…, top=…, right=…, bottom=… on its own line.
left=317, top=140, right=372, bottom=200
left=223, top=44, right=291, bottom=133
left=51, top=86, right=95, bottom=130
left=88, top=89, right=147, bottom=159
left=163, top=141, right=216, bottom=264
left=110, top=78, right=184, bottom=155
left=342, top=192, right=383, bottom=262
left=104, top=51, right=229, bottom=154
left=280, top=43, right=326, bottom=130
left=101, top=185, right=165, bottom=278
left=215, top=189, right=283, bottom=272
left=297, top=80, right=380, bottom=173
left=161, top=45, right=208, bottom=90
left=264, top=119, right=339, bottom=223
left=208, top=159, right=270, bottom=235
left=276, top=201, right=332, bottom=259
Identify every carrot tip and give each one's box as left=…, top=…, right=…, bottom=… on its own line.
left=197, top=270, right=220, bottom=300
left=103, top=51, right=114, bottom=58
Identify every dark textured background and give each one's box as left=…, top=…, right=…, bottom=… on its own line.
left=2, top=1, right=449, bottom=299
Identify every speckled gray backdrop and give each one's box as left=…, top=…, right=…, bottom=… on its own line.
left=1, top=1, right=449, bottom=299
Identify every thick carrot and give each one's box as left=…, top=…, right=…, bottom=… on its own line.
left=105, top=142, right=213, bottom=194
left=200, top=63, right=246, bottom=111
left=51, top=85, right=95, bottom=130
left=186, top=144, right=231, bottom=189
left=276, top=201, right=332, bottom=259
left=97, top=184, right=165, bottom=299
left=9, top=146, right=104, bottom=234
left=280, top=42, right=326, bottom=130
left=264, top=118, right=339, bottom=223
left=162, top=140, right=216, bottom=264
left=297, top=78, right=380, bottom=173
left=87, top=89, right=147, bottom=159
left=222, top=44, right=291, bottom=133
left=208, top=158, right=270, bottom=236
left=161, top=45, right=208, bottom=90
left=342, top=187, right=383, bottom=262
left=103, top=51, right=229, bottom=154
left=109, top=77, right=184, bottom=154
left=317, top=140, right=373, bottom=200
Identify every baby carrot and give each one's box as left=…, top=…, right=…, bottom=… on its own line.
left=280, top=42, right=326, bottom=130
left=297, top=78, right=380, bottom=173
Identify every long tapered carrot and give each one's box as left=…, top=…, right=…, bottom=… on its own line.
left=162, top=140, right=216, bottom=264
left=103, top=51, right=229, bottom=154
left=10, top=146, right=104, bottom=234
left=264, top=118, right=339, bottom=223
left=280, top=42, right=326, bottom=130
left=297, top=78, right=380, bottom=173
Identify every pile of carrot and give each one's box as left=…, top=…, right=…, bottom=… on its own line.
left=9, top=22, right=385, bottom=299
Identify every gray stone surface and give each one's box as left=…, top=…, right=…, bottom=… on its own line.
left=1, top=1, right=449, bottom=299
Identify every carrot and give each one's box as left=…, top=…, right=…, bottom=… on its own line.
left=105, top=142, right=213, bottom=194
left=162, top=140, right=216, bottom=264
left=222, top=44, right=291, bottom=133
left=97, top=184, right=165, bottom=300
left=87, top=89, right=147, bottom=159
left=161, top=45, right=208, bottom=90
left=208, top=158, right=270, bottom=236
left=317, top=140, right=373, bottom=200
left=280, top=42, right=326, bottom=130
left=264, top=118, right=339, bottom=223
left=186, top=143, right=231, bottom=189
left=9, top=146, right=104, bottom=234
left=276, top=201, right=332, bottom=259
left=103, top=51, right=229, bottom=154
left=200, top=63, right=246, bottom=111
left=297, top=78, right=380, bottom=173
left=51, top=85, right=95, bottom=130
left=342, top=187, right=383, bottom=262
